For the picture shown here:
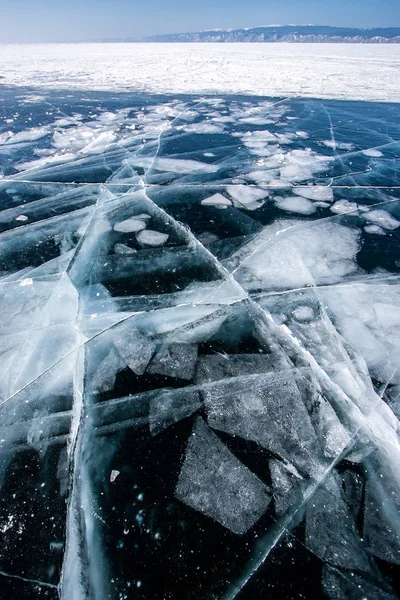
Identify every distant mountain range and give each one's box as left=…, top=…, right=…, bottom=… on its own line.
left=98, top=25, right=400, bottom=43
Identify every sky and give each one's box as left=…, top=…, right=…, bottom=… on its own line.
left=1, top=0, right=399, bottom=43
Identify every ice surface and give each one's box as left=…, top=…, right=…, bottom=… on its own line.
left=0, top=88, right=399, bottom=599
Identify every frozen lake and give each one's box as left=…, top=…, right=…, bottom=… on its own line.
left=0, top=76, right=400, bottom=598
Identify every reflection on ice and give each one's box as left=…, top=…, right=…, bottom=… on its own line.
left=0, top=87, right=399, bottom=599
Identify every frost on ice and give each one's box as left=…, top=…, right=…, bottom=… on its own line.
left=0, top=88, right=399, bottom=599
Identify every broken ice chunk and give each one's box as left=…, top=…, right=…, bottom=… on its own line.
left=293, top=186, right=334, bottom=202
left=80, top=131, right=116, bottom=154
left=203, top=372, right=320, bottom=474
left=114, top=243, right=137, bottom=255
left=110, top=470, right=120, bottom=483
left=195, top=353, right=286, bottom=384
left=362, top=148, right=383, bottom=158
left=147, top=343, right=198, bottom=380
left=150, top=389, right=202, bottom=435
left=269, top=459, right=304, bottom=517
left=136, top=230, right=169, bottom=246
left=226, top=185, right=267, bottom=211
left=275, top=196, right=316, bottom=215
left=176, top=417, right=271, bottom=535
left=364, top=224, right=386, bottom=235
left=112, top=322, right=156, bottom=375
left=114, top=218, right=147, bottom=233
left=201, top=193, right=232, bottom=208
left=322, top=565, right=397, bottom=600
left=362, top=209, right=400, bottom=230
left=363, top=464, right=400, bottom=565
left=91, top=347, right=123, bottom=393
left=305, top=473, right=370, bottom=571
left=330, top=200, right=358, bottom=215
left=340, top=470, right=364, bottom=521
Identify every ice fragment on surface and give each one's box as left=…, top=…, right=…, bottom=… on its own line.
left=363, top=465, right=400, bottom=565
left=364, top=224, right=386, bottom=235
left=293, top=186, right=334, bottom=202
left=176, top=417, right=271, bottom=535
left=226, top=185, right=267, bottom=210
left=275, top=196, right=316, bottom=215
left=321, top=282, right=400, bottom=388
left=362, top=209, right=400, bottom=230
left=113, top=243, right=137, bottom=255
left=330, top=200, right=358, bottom=214
left=269, top=459, right=303, bottom=517
left=114, top=218, right=147, bottom=233
left=203, top=372, right=320, bottom=474
left=362, top=148, right=383, bottom=157
left=91, top=347, right=124, bottom=393
left=323, top=140, right=354, bottom=151
left=201, top=193, right=232, bottom=208
left=80, top=131, right=117, bottom=154
left=195, top=353, right=287, bottom=384
left=151, top=157, right=219, bottom=174
left=136, top=230, right=169, bottom=246
left=112, top=321, right=156, bottom=375
left=3, top=126, right=51, bottom=144
left=110, top=470, right=120, bottom=483
left=233, top=220, right=361, bottom=292
left=147, top=343, right=198, bottom=380
left=340, top=470, right=364, bottom=520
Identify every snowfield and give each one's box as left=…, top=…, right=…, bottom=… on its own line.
left=0, top=42, right=399, bottom=102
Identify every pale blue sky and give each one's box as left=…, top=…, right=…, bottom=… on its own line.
left=1, top=0, right=399, bottom=43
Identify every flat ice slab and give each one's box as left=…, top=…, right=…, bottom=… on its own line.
left=1, top=43, right=400, bottom=102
